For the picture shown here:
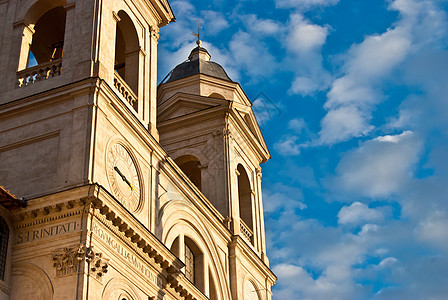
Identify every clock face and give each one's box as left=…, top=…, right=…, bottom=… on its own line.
left=106, top=143, right=141, bottom=212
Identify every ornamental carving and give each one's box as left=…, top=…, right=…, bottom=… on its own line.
left=151, top=28, right=160, bottom=42
left=51, top=244, right=85, bottom=276
left=86, top=247, right=109, bottom=278
left=51, top=244, right=109, bottom=278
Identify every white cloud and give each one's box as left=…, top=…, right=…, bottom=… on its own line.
left=229, top=31, right=278, bottom=79
left=288, top=118, right=306, bottom=133
left=201, top=10, right=229, bottom=35
left=338, top=202, right=384, bottom=226
left=374, top=130, right=413, bottom=143
left=316, top=0, right=447, bottom=144
left=276, top=0, right=339, bottom=9
left=243, top=14, right=282, bottom=36
left=263, top=184, right=306, bottom=213
left=318, top=106, right=373, bottom=145
left=333, top=131, right=422, bottom=198
left=274, top=136, right=302, bottom=156
left=286, top=14, right=332, bottom=96
left=287, top=14, right=329, bottom=54
left=378, top=257, right=397, bottom=268
left=319, top=26, right=411, bottom=143
left=415, top=211, right=448, bottom=251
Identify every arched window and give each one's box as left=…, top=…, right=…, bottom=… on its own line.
left=114, top=11, right=140, bottom=112
left=16, top=4, right=67, bottom=87
left=0, top=217, right=9, bottom=281
left=174, top=155, right=202, bottom=191
left=237, top=164, right=254, bottom=245
left=169, top=235, right=205, bottom=292
left=29, top=6, right=66, bottom=67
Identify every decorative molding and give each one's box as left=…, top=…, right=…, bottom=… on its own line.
left=51, top=244, right=85, bottom=276
left=223, top=216, right=232, bottom=230
left=86, top=247, right=109, bottom=278
left=13, top=197, right=89, bottom=230
left=150, top=27, right=159, bottom=42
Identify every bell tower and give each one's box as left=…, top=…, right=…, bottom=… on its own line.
left=158, top=41, right=272, bottom=298
left=0, top=0, right=174, bottom=228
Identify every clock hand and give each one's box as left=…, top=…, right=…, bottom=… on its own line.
left=114, top=166, right=134, bottom=190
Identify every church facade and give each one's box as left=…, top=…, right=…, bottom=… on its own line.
left=0, top=0, right=276, bottom=299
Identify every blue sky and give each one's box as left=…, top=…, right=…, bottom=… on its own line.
left=157, top=0, right=448, bottom=298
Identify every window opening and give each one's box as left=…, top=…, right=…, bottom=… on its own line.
left=28, top=6, right=66, bottom=67
left=113, top=11, right=140, bottom=112
left=237, top=164, right=254, bottom=245
left=174, top=155, right=202, bottom=191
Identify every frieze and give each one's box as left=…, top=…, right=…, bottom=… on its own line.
left=16, top=220, right=80, bottom=244
left=91, top=221, right=162, bottom=287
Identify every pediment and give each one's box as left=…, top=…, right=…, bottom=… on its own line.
left=158, top=93, right=229, bottom=122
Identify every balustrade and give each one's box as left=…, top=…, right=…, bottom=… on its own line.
left=240, top=220, right=253, bottom=244
left=16, top=59, right=62, bottom=87
left=113, top=73, right=137, bottom=110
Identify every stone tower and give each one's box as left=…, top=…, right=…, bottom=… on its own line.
left=0, top=0, right=275, bottom=299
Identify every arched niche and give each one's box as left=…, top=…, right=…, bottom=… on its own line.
left=102, top=277, right=141, bottom=300
left=114, top=10, right=140, bottom=111
left=237, top=164, right=253, bottom=234
left=208, top=93, right=226, bottom=100
left=23, top=0, right=67, bottom=25
left=28, top=6, right=66, bottom=65
left=10, top=263, right=54, bottom=300
left=174, top=155, right=202, bottom=191
left=243, top=279, right=261, bottom=300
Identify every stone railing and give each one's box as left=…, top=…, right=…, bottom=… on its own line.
left=240, top=220, right=253, bottom=244
left=16, top=59, right=62, bottom=88
left=113, top=73, right=137, bottom=110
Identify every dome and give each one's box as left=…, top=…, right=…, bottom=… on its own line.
left=166, top=46, right=232, bottom=83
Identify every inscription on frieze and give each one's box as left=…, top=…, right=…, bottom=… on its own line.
left=91, top=222, right=162, bottom=287
left=16, top=220, right=80, bottom=244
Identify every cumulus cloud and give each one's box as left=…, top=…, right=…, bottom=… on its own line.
left=263, top=183, right=306, bottom=213
left=318, top=106, right=373, bottom=145
left=243, top=14, right=282, bottom=36
left=332, top=131, right=422, bottom=198
left=287, top=14, right=329, bottom=54
left=287, top=14, right=332, bottom=96
left=288, top=118, right=306, bottom=133
left=317, top=0, right=447, bottom=144
left=274, top=136, right=302, bottom=156
left=318, top=27, right=411, bottom=143
left=229, top=31, right=278, bottom=79
left=201, top=10, right=229, bottom=35
left=337, top=202, right=384, bottom=226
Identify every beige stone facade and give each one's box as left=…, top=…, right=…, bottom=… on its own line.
left=0, top=0, right=276, bottom=299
